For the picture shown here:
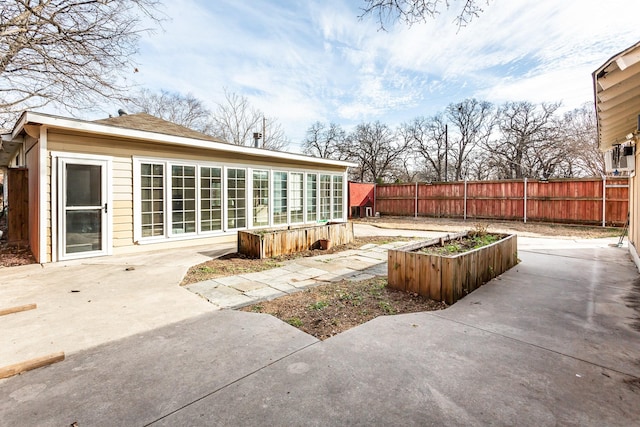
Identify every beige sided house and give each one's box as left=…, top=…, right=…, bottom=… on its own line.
left=593, top=40, right=640, bottom=269
left=0, top=111, right=355, bottom=263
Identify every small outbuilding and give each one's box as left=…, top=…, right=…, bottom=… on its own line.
left=0, top=111, right=355, bottom=263
left=348, top=182, right=375, bottom=218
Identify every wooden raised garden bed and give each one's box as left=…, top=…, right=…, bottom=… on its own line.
left=238, top=222, right=354, bottom=259
left=387, top=232, right=517, bottom=305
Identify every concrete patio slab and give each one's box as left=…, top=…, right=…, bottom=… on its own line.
left=0, top=243, right=235, bottom=368
left=2, top=224, right=638, bottom=426
left=0, top=311, right=318, bottom=427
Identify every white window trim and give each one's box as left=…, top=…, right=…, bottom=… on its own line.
left=133, top=156, right=347, bottom=243
left=289, top=171, right=304, bottom=225
left=272, top=170, right=289, bottom=226
left=133, top=158, right=168, bottom=244
left=250, top=168, right=270, bottom=229
left=168, top=163, right=198, bottom=237
left=332, top=174, right=345, bottom=221
left=224, top=165, right=248, bottom=232
left=198, top=165, right=224, bottom=235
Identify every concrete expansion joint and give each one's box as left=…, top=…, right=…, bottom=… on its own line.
left=427, top=312, right=640, bottom=380
left=142, top=339, right=320, bottom=426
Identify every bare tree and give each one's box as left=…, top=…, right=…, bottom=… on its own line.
left=399, top=114, right=448, bottom=181
left=128, top=89, right=214, bottom=134
left=389, top=155, right=421, bottom=182
left=360, top=0, right=489, bottom=29
left=0, top=0, right=161, bottom=127
left=342, top=121, right=406, bottom=183
left=445, top=98, right=495, bottom=180
left=211, top=89, right=289, bottom=151
left=485, top=101, right=563, bottom=179
left=561, top=104, right=604, bottom=177
left=302, top=122, right=347, bottom=159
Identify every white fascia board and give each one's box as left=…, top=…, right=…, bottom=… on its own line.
left=16, top=111, right=358, bottom=169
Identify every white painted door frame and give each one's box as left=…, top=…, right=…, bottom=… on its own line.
left=53, top=153, right=113, bottom=261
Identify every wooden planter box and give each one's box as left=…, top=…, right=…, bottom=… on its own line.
left=387, top=232, right=517, bottom=305
left=238, top=222, right=354, bottom=259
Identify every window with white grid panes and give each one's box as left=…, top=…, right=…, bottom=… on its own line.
left=306, top=173, right=317, bottom=222
left=140, top=163, right=164, bottom=237
left=227, top=168, right=246, bottom=229
left=200, top=166, right=222, bottom=232
left=171, top=165, right=196, bottom=234
left=253, top=170, right=269, bottom=227
left=290, top=172, right=303, bottom=223
left=319, top=174, right=331, bottom=221
left=273, top=171, right=288, bottom=225
left=332, top=175, right=343, bottom=219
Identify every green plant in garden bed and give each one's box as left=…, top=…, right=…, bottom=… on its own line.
left=419, top=223, right=504, bottom=256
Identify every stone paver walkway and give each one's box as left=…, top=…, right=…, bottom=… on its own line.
left=186, top=241, right=417, bottom=308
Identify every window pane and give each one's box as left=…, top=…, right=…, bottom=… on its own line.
left=65, top=210, right=102, bottom=253
left=307, top=174, right=317, bottom=222
left=253, top=170, right=269, bottom=227
left=290, top=173, right=303, bottom=223
left=140, top=162, right=164, bottom=237
left=66, top=164, right=101, bottom=207
left=273, top=171, right=288, bottom=225
left=227, top=168, right=247, bottom=229
left=171, top=165, right=196, bottom=234
left=200, top=166, right=222, bottom=232
left=332, top=175, right=343, bottom=219
left=320, top=174, right=331, bottom=221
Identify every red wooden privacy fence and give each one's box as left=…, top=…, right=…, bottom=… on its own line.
left=373, top=177, right=628, bottom=226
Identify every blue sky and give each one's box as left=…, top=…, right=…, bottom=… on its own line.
left=119, top=0, right=640, bottom=152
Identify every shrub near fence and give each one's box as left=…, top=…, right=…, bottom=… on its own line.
left=374, top=177, right=628, bottom=226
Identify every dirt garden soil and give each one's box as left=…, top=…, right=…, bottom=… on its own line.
left=240, top=276, right=447, bottom=340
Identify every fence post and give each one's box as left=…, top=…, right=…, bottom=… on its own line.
left=415, top=181, right=418, bottom=218
left=463, top=178, right=467, bottom=221
left=373, top=183, right=377, bottom=217
left=523, top=178, right=527, bottom=223
left=602, top=175, right=606, bottom=227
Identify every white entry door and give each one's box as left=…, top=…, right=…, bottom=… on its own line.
left=58, top=157, right=110, bottom=260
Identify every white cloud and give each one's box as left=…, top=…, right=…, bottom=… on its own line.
left=93, top=0, right=640, bottom=150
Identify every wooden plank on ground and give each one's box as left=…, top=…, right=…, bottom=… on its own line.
left=0, top=352, right=65, bottom=380
left=0, top=303, right=37, bottom=317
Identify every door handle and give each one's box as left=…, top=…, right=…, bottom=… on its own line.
left=104, top=203, right=108, bottom=213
